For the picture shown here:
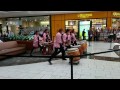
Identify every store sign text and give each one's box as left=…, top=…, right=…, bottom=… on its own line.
left=78, top=13, right=93, bottom=18
left=113, top=12, right=120, bottom=17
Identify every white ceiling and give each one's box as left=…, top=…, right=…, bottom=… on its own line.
left=0, top=11, right=94, bottom=18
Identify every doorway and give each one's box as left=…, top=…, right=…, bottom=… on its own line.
left=79, top=20, right=91, bottom=40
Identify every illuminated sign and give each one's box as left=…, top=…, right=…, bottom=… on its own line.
left=78, top=13, right=93, bottom=18
left=113, top=12, right=120, bottom=17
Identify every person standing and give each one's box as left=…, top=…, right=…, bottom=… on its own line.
left=3, top=31, right=8, bottom=41
left=42, top=29, right=52, bottom=55
left=19, top=26, right=24, bottom=35
left=30, top=31, right=44, bottom=56
left=88, top=28, right=93, bottom=46
left=88, top=28, right=93, bottom=41
left=97, top=28, right=100, bottom=41
left=82, top=29, right=86, bottom=40
left=70, top=29, right=77, bottom=46
left=8, top=30, right=14, bottom=38
left=113, top=28, right=117, bottom=42
left=0, top=33, right=3, bottom=43
left=63, top=29, right=71, bottom=49
left=48, top=28, right=66, bottom=65
left=116, top=27, right=120, bottom=43
left=43, top=29, right=48, bottom=42
left=94, top=30, right=97, bottom=41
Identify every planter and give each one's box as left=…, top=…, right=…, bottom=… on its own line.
left=17, top=40, right=33, bottom=50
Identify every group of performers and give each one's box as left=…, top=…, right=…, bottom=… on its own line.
left=30, top=29, right=51, bottom=56
left=30, top=28, right=77, bottom=65
left=48, top=29, right=77, bottom=65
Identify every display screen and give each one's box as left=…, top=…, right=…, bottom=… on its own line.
left=79, top=21, right=90, bottom=40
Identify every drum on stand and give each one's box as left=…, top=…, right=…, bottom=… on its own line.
left=66, top=48, right=80, bottom=65
left=47, top=43, right=53, bottom=55
left=71, top=45, right=83, bottom=55
left=42, top=42, right=53, bottom=55
left=78, top=41, right=87, bottom=53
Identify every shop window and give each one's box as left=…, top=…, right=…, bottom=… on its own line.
left=21, top=16, right=50, bottom=35
left=91, top=19, right=106, bottom=29
left=65, top=20, right=78, bottom=33
left=112, top=18, right=120, bottom=29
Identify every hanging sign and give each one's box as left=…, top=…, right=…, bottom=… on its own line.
left=78, top=13, right=93, bottom=18
left=113, top=12, right=120, bottom=17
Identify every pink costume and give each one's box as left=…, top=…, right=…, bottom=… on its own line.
left=53, top=32, right=62, bottom=48
left=43, top=33, right=47, bottom=42
left=63, top=33, right=67, bottom=43
left=71, top=33, right=76, bottom=42
left=63, top=33, right=71, bottom=43
left=33, top=35, right=43, bottom=48
left=62, top=33, right=71, bottom=49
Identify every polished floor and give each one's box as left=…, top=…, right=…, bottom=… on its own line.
left=0, top=41, right=119, bottom=79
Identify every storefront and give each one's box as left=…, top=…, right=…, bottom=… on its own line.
left=112, top=12, right=120, bottom=29
left=0, top=16, right=51, bottom=35
left=51, top=11, right=108, bottom=39
left=65, top=19, right=106, bottom=39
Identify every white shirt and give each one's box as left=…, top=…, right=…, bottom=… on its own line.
left=117, top=32, right=120, bottom=38
left=0, top=40, right=3, bottom=43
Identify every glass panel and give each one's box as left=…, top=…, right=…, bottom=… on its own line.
left=112, top=18, right=120, bottom=28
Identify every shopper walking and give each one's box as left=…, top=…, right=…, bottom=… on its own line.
left=88, top=28, right=93, bottom=46
left=113, top=28, right=117, bottom=42
left=82, top=29, right=86, bottom=40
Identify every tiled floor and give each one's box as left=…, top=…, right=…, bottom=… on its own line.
left=0, top=41, right=119, bottom=79
left=87, top=41, right=119, bottom=58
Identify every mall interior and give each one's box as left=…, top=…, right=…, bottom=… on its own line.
left=0, top=11, right=120, bottom=79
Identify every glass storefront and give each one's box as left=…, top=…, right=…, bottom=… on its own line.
left=0, top=16, right=50, bottom=35
left=65, top=20, right=78, bottom=33
left=112, top=18, right=120, bottom=29
left=21, top=16, right=50, bottom=35
left=0, top=19, right=6, bottom=33
left=7, top=18, right=20, bottom=35
left=65, top=18, right=107, bottom=39
left=91, top=19, right=106, bottom=29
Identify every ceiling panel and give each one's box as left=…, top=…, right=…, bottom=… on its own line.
left=0, top=11, right=95, bottom=18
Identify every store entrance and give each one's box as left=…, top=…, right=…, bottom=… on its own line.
left=65, top=19, right=106, bottom=40
left=79, top=20, right=91, bottom=40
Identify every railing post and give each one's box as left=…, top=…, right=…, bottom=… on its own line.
left=70, top=56, right=73, bottom=79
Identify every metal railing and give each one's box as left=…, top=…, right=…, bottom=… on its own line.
left=0, top=49, right=119, bottom=79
